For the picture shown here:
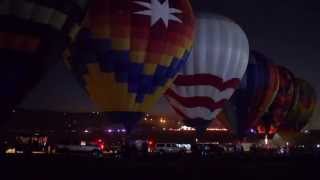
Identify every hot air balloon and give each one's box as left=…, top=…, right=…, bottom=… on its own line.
left=284, top=79, right=317, bottom=131
left=258, top=66, right=295, bottom=135
left=165, top=14, right=249, bottom=135
left=217, top=51, right=280, bottom=137
left=65, top=0, right=195, bottom=132
left=0, top=0, right=89, bottom=125
left=274, top=78, right=317, bottom=145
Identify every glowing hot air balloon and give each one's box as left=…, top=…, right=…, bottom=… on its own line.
left=284, top=78, right=317, bottom=131
left=257, top=66, right=295, bottom=135
left=275, top=79, right=317, bottom=144
left=165, top=14, right=249, bottom=134
left=65, top=0, right=195, bottom=132
left=0, top=0, right=89, bottom=124
left=295, top=80, right=317, bottom=129
left=217, top=51, right=280, bottom=137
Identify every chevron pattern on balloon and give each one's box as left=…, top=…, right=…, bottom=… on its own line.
left=173, top=74, right=240, bottom=91
left=168, top=97, right=223, bottom=121
left=165, top=14, right=249, bottom=133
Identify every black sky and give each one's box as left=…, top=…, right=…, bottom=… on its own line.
left=192, top=0, right=320, bottom=95
left=21, top=0, right=320, bottom=117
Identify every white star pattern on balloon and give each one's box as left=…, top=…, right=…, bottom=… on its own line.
left=133, top=0, right=183, bottom=28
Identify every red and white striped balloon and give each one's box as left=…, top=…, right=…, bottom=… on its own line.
left=165, top=14, right=249, bottom=130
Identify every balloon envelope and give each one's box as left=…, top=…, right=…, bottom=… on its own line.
left=66, top=0, right=195, bottom=131
left=0, top=0, right=88, bottom=124
left=284, top=79, right=317, bottom=131
left=258, top=66, right=295, bottom=135
left=217, top=51, right=280, bottom=137
left=165, top=14, right=249, bottom=133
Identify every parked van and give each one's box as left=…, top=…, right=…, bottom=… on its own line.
left=154, top=143, right=186, bottom=154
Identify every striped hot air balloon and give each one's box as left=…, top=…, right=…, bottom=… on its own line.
left=165, top=14, right=249, bottom=134
left=275, top=79, right=317, bottom=143
left=0, top=0, right=89, bottom=124
left=65, top=0, right=195, bottom=132
left=217, top=51, right=280, bottom=137
left=257, top=66, right=295, bottom=135
left=284, top=78, right=317, bottom=131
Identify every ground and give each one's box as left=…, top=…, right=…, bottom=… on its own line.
left=1, top=154, right=319, bottom=180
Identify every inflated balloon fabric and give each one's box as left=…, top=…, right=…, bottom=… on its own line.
left=165, top=14, right=249, bottom=131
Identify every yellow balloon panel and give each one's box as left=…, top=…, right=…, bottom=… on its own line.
left=83, top=63, right=177, bottom=112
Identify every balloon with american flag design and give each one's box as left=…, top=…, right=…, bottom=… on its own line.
left=165, top=14, right=249, bottom=134
left=65, top=0, right=195, bottom=132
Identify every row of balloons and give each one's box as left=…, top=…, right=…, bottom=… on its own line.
left=164, top=15, right=317, bottom=137
left=0, top=0, right=316, bottom=137
left=215, top=52, right=317, bottom=138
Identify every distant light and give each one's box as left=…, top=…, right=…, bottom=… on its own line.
left=250, top=129, right=255, bottom=133
left=286, top=142, right=290, bottom=146
left=5, top=148, right=16, bottom=154
left=80, top=141, right=86, bottom=146
left=99, top=144, right=105, bottom=150
left=107, top=129, right=113, bottom=133
left=32, top=151, right=46, bottom=154
left=84, top=129, right=89, bottom=133
left=264, top=135, right=269, bottom=145
left=304, top=130, right=310, bottom=134
left=279, top=148, right=285, bottom=154
left=117, top=129, right=121, bottom=133
left=162, top=128, right=166, bottom=131
left=160, top=117, right=166, bottom=124
left=180, top=125, right=195, bottom=131
left=207, top=128, right=228, bottom=132
left=317, top=144, right=320, bottom=148
left=12, top=109, right=16, bottom=113
left=121, top=129, right=126, bottom=133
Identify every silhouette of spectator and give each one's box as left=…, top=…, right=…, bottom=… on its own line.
left=141, top=140, right=148, bottom=158
left=191, top=143, right=200, bottom=157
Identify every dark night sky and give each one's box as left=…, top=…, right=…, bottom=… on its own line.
left=192, top=0, right=320, bottom=93
left=20, top=0, right=320, bottom=127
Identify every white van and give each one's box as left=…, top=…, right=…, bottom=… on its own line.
left=154, top=143, right=185, bottom=154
